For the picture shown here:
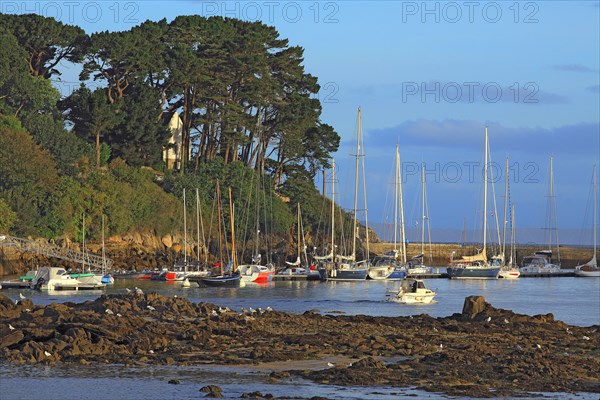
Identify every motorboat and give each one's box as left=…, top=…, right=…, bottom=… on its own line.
left=385, top=279, right=436, bottom=304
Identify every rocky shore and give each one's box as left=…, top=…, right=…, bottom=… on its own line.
left=1, top=293, right=598, bottom=398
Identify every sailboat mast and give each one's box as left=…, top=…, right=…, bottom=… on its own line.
left=421, top=161, right=426, bottom=256
left=549, top=157, right=561, bottom=264
left=393, top=146, right=399, bottom=252
left=216, top=181, right=223, bottom=275
left=101, top=214, right=106, bottom=275
left=82, top=213, right=87, bottom=272
left=183, top=188, right=187, bottom=271
left=511, top=204, right=516, bottom=266
left=196, top=188, right=200, bottom=266
left=594, top=165, right=597, bottom=259
left=297, top=203, right=301, bottom=260
left=397, top=144, right=407, bottom=264
left=502, top=156, right=509, bottom=261
left=331, top=159, right=336, bottom=262
left=352, top=107, right=361, bottom=260
left=483, top=128, right=488, bottom=254
left=229, top=187, right=237, bottom=272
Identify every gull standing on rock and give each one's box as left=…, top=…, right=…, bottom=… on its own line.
left=135, top=287, right=144, bottom=295
left=147, top=305, right=156, bottom=311
left=8, top=324, right=15, bottom=331
left=19, top=293, right=26, bottom=300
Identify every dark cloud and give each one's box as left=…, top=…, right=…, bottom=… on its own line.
left=365, top=119, right=600, bottom=156
left=552, top=64, right=598, bottom=73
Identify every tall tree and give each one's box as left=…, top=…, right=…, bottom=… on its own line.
left=59, top=86, right=123, bottom=169
left=0, top=13, right=88, bottom=79
left=106, top=85, right=171, bottom=167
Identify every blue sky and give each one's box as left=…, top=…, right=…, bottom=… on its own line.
left=4, top=1, right=599, bottom=244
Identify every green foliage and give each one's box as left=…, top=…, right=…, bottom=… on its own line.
left=58, top=86, right=123, bottom=169
left=0, top=14, right=341, bottom=248
left=0, top=198, right=17, bottom=232
left=0, top=116, right=61, bottom=237
left=0, top=13, right=88, bottom=78
left=106, top=85, right=171, bottom=166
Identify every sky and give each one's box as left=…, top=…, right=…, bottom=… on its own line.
left=3, top=0, right=599, bottom=245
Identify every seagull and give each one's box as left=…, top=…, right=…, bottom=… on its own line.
left=536, top=344, right=542, bottom=349
left=211, top=310, right=218, bottom=316
left=19, top=293, right=26, bottom=300
left=125, top=288, right=132, bottom=293
left=258, top=307, right=264, bottom=315
left=135, top=287, right=144, bottom=295
left=439, top=344, right=443, bottom=350
left=504, top=319, right=509, bottom=324
left=582, top=336, right=590, bottom=341
left=266, top=306, right=273, bottom=312
left=116, top=313, right=122, bottom=318
left=566, top=328, right=572, bottom=335
left=8, top=324, right=15, bottom=331
left=240, top=307, right=247, bottom=314
left=105, top=309, right=114, bottom=315
left=591, top=329, right=597, bottom=334
left=249, top=307, right=256, bottom=314
left=174, top=295, right=177, bottom=298
left=327, top=362, right=335, bottom=367
left=147, top=305, right=156, bottom=311
left=486, top=316, right=491, bottom=322
left=44, top=351, right=52, bottom=357
left=148, top=350, right=154, bottom=354
left=218, top=307, right=227, bottom=314
left=433, top=327, right=438, bottom=332
left=24, top=309, right=31, bottom=312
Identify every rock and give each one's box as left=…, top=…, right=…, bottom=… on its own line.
left=200, top=385, right=224, bottom=398
left=461, top=296, right=487, bottom=320
left=167, top=379, right=180, bottom=384
left=0, top=331, right=24, bottom=348
left=161, top=234, right=173, bottom=248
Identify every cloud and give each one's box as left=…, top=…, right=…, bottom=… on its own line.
left=586, top=85, right=600, bottom=93
left=365, top=119, right=600, bottom=156
left=553, top=64, right=598, bottom=73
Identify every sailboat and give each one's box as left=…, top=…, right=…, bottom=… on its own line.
left=520, top=157, right=562, bottom=275
left=277, top=203, right=322, bottom=280
left=369, top=143, right=406, bottom=280
left=196, top=183, right=241, bottom=287
left=575, top=165, right=599, bottom=277
left=407, top=162, right=434, bottom=276
left=499, top=157, right=520, bottom=279
left=165, top=188, right=189, bottom=281
left=447, top=127, right=501, bottom=279
left=237, top=181, right=275, bottom=283
left=185, top=188, right=211, bottom=280
left=316, top=157, right=369, bottom=281
left=325, top=108, right=369, bottom=281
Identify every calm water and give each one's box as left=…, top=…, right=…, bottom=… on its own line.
left=1, top=275, right=599, bottom=400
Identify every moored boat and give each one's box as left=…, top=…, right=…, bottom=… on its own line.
left=385, top=278, right=436, bottom=304
left=575, top=165, right=599, bottom=278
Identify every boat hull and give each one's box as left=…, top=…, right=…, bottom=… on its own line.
left=367, top=266, right=394, bottom=280
left=195, top=274, right=241, bottom=287
left=327, top=268, right=368, bottom=281
left=447, top=266, right=500, bottom=279
left=499, top=268, right=521, bottom=279
left=575, top=267, right=600, bottom=277
left=387, top=291, right=436, bottom=304
left=238, top=265, right=274, bottom=283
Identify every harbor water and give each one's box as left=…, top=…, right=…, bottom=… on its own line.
left=1, top=274, right=599, bottom=400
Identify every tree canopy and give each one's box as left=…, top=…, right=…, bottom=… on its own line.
left=0, top=13, right=344, bottom=256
